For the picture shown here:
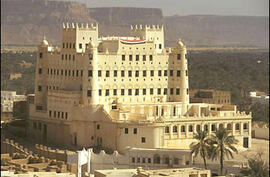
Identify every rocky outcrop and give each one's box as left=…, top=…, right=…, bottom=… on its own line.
left=1, top=0, right=269, bottom=47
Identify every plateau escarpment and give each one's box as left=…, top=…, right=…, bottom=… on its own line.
left=1, top=0, right=269, bottom=48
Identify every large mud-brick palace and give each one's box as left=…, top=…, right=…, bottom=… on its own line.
left=27, top=23, right=252, bottom=153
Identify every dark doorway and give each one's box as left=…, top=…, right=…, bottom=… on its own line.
left=243, top=137, right=249, bottom=148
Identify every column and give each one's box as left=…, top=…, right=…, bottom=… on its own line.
left=248, top=121, right=252, bottom=136
left=208, top=123, right=212, bottom=135
left=91, top=43, right=99, bottom=105
left=240, top=122, right=244, bottom=135
left=185, top=124, right=188, bottom=137
left=232, top=123, right=235, bottom=136
left=169, top=125, right=173, bottom=139
left=177, top=125, right=181, bottom=138
left=148, top=106, right=153, bottom=117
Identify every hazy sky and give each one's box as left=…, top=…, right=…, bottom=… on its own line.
left=78, top=0, right=269, bottom=16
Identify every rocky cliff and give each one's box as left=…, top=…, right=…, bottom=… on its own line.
left=1, top=0, right=269, bottom=47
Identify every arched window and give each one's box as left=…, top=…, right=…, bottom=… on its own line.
left=181, top=125, right=185, bottom=132
left=163, top=154, right=169, bottom=165
left=189, top=125, right=193, bottom=132
left=196, top=125, right=201, bottom=132
left=235, top=123, right=240, bottom=131
left=154, top=154, right=161, bottom=164
left=219, top=124, right=224, bottom=129
left=165, top=126, right=169, bottom=133
left=204, top=125, right=208, bottom=131
left=243, top=123, right=248, bottom=130
left=173, top=126, right=178, bottom=133
left=227, top=123, right=232, bottom=130
left=211, top=124, right=216, bottom=131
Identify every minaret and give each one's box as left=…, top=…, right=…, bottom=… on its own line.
left=178, top=39, right=189, bottom=115
left=90, top=41, right=99, bottom=105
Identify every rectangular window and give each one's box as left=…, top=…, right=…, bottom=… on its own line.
left=177, top=54, right=181, bottom=60
left=143, top=89, right=146, bottom=95
left=125, top=128, right=128, bottom=134
left=150, top=70, right=154, bottom=77
left=63, top=43, right=65, bottom=48
left=98, top=70, right=102, bottom=77
left=186, top=70, right=188, bottom=76
left=164, top=70, right=167, bottom=76
left=177, top=70, right=181, bottom=77
left=148, top=158, right=151, bottom=163
left=79, top=43, right=82, bottom=49
left=122, top=55, right=125, bottom=61
left=136, top=55, right=139, bottom=61
left=170, top=70, right=173, bottom=76
left=76, top=70, right=79, bottom=77
left=141, top=137, right=146, bottom=143
left=176, top=88, right=180, bottom=95
left=143, top=55, right=146, bottom=61
left=106, top=70, right=110, bottom=77
left=99, top=89, right=102, bottom=96
left=143, top=70, right=147, bottom=77
left=159, top=44, right=162, bottom=49
left=158, top=70, right=162, bottom=76
left=121, top=89, right=125, bottom=96
left=157, top=88, right=161, bottom=95
left=132, top=157, right=135, bottom=163
left=164, top=88, right=167, bottom=95
left=129, top=55, right=132, bottom=61
left=97, top=124, right=100, bottom=130
left=135, top=89, right=139, bottom=96
left=149, top=55, right=153, bottom=61
left=38, top=85, right=42, bottom=91
left=187, top=88, right=189, bottom=95
left=150, top=88, right=154, bottom=95
left=128, top=89, right=132, bottom=96
left=135, top=71, right=139, bottom=77
left=128, top=71, right=132, bottom=77
left=121, top=70, right=125, bottom=77
left=49, top=110, right=52, bottom=117
left=170, top=88, right=174, bottom=95
left=137, top=157, right=140, bottom=163
left=134, top=128, right=137, bottom=134
left=54, top=111, right=56, bottom=118
left=39, top=68, right=42, bottom=74
left=113, top=89, right=117, bottom=96
left=81, top=70, right=83, bottom=77
left=87, top=90, right=92, bottom=97
left=61, top=112, right=64, bottom=119
left=58, top=112, right=60, bottom=118
left=39, top=52, right=42, bottom=58
left=36, top=106, right=42, bottom=110
left=114, top=70, right=117, bottom=77
left=68, top=70, right=71, bottom=76
left=105, top=89, right=109, bottom=96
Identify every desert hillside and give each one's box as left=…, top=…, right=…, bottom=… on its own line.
left=1, top=0, right=268, bottom=47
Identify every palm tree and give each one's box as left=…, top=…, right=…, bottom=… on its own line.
left=208, top=127, right=238, bottom=175
left=189, top=130, right=210, bottom=169
left=240, top=152, right=269, bottom=177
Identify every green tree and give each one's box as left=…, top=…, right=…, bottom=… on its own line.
left=208, top=127, right=239, bottom=175
left=240, top=152, right=269, bottom=177
left=189, top=130, right=210, bottom=169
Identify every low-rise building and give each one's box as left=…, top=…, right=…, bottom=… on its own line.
left=190, top=89, right=231, bottom=105
left=249, top=91, right=269, bottom=105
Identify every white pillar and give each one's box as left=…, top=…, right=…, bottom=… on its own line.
left=232, top=123, right=235, bottom=136
left=240, top=122, right=244, bottom=135
left=87, top=149, right=91, bottom=173
left=91, top=43, right=99, bottom=105
left=77, top=151, right=81, bottom=177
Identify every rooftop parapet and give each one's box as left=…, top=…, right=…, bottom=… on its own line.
left=130, top=24, right=163, bottom=31
left=62, top=22, right=98, bottom=30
